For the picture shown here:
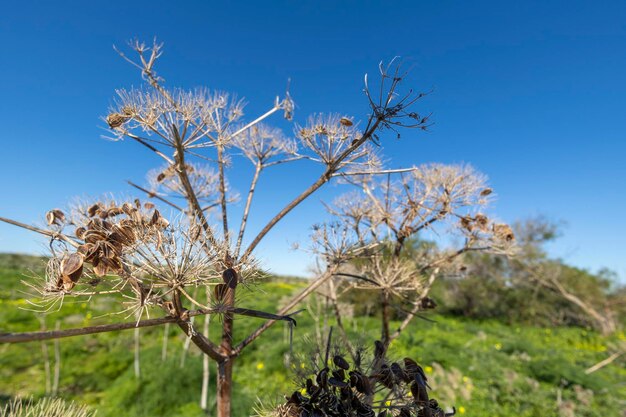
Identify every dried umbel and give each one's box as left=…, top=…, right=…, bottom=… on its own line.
left=106, top=112, right=129, bottom=129
left=46, top=209, right=66, bottom=226
left=147, top=163, right=223, bottom=203
left=278, top=341, right=455, bottom=417
left=493, top=223, right=515, bottom=242
left=45, top=199, right=171, bottom=293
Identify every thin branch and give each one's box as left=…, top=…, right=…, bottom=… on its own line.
left=127, top=180, right=184, bottom=212
left=217, top=144, right=230, bottom=245
left=0, top=315, right=180, bottom=344
left=171, top=125, right=219, bottom=248
left=0, top=217, right=79, bottom=248
left=125, top=132, right=174, bottom=164
left=229, top=106, right=280, bottom=139
left=332, top=167, right=418, bottom=177
left=235, top=162, right=262, bottom=257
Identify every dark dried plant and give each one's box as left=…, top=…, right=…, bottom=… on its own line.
left=0, top=39, right=432, bottom=417
left=256, top=335, right=456, bottom=417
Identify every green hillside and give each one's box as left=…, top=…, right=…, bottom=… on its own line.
left=1, top=254, right=625, bottom=417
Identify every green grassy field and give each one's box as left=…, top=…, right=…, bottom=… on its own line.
left=1, top=254, right=625, bottom=417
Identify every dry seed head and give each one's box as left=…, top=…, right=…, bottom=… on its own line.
left=121, top=105, right=136, bottom=117
left=480, top=188, right=493, bottom=196
left=106, top=113, right=129, bottom=129
left=493, top=223, right=515, bottom=242
left=475, top=213, right=489, bottom=231
left=340, top=117, right=354, bottom=126
left=87, top=203, right=102, bottom=217
left=46, top=209, right=66, bottom=226
left=460, top=216, right=473, bottom=232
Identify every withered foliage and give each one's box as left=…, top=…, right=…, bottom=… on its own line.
left=262, top=340, right=455, bottom=417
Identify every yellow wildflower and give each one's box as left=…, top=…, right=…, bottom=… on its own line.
left=256, top=362, right=264, bottom=370
left=458, top=406, right=466, bottom=414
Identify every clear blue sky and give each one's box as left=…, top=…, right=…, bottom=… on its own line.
left=1, top=1, right=625, bottom=280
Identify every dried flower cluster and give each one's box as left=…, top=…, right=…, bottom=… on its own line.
left=264, top=340, right=454, bottom=417
left=308, top=163, right=516, bottom=360
left=45, top=200, right=168, bottom=288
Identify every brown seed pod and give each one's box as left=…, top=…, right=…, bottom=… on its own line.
left=333, top=355, right=350, bottom=370
left=120, top=105, right=135, bottom=116
left=493, top=223, right=515, bottom=242
left=46, top=209, right=66, bottom=226
left=61, top=276, right=77, bottom=291
left=101, top=257, right=122, bottom=274
left=214, top=283, right=229, bottom=302
left=328, top=376, right=348, bottom=388
left=113, top=224, right=136, bottom=245
left=106, top=113, right=128, bottom=129
left=222, top=268, right=238, bottom=289
left=460, top=216, right=473, bottom=232
left=404, top=358, right=431, bottom=392
left=87, top=203, right=102, bottom=217
left=75, top=227, right=87, bottom=239
left=286, top=391, right=305, bottom=406
left=87, top=217, right=103, bottom=230
left=340, top=117, right=354, bottom=127
left=84, top=229, right=107, bottom=244
left=155, top=216, right=169, bottom=229
left=60, top=253, right=84, bottom=286
left=92, top=259, right=108, bottom=277
left=480, top=188, right=493, bottom=196
left=391, top=362, right=410, bottom=383
left=316, top=368, right=329, bottom=388
left=474, top=214, right=489, bottom=231
left=332, top=369, right=346, bottom=381
left=420, top=297, right=437, bottom=310
left=410, top=380, right=429, bottom=403
left=121, top=202, right=135, bottom=215
left=149, top=209, right=161, bottom=226
left=107, top=207, right=125, bottom=217
left=77, top=243, right=98, bottom=262
left=377, top=364, right=395, bottom=389
left=162, top=301, right=176, bottom=316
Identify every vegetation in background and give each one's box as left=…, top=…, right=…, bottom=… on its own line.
left=1, top=254, right=625, bottom=417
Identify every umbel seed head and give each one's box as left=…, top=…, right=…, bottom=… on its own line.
left=106, top=113, right=128, bottom=129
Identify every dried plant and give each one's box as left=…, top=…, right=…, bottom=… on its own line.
left=0, top=39, right=434, bottom=417
left=258, top=335, right=456, bottom=417
left=1, top=397, right=95, bottom=417
left=312, top=163, right=515, bottom=364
